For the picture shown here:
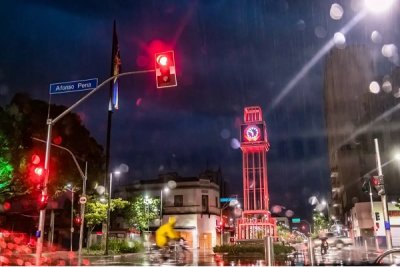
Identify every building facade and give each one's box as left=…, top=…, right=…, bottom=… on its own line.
left=350, top=201, right=400, bottom=248
left=324, top=45, right=400, bottom=237
left=115, top=172, right=221, bottom=250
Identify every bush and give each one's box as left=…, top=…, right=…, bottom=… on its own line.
left=213, top=243, right=294, bottom=261
left=86, top=239, right=144, bottom=254
left=119, top=240, right=145, bottom=253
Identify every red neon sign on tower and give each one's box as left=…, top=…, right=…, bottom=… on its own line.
left=236, top=106, right=276, bottom=240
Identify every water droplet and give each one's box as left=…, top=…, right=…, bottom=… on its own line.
left=382, top=81, right=392, bottom=93
left=220, top=129, right=230, bottom=139
left=382, top=44, right=397, bottom=58
left=369, top=81, right=380, bottom=94
left=334, top=32, right=346, bottom=49
left=371, top=31, right=383, bottom=44
left=314, top=26, right=327, bottom=38
left=230, top=138, right=240, bottom=149
left=330, top=3, right=344, bottom=20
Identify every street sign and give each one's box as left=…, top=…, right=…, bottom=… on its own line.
left=292, top=218, right=301, bottom=223
left=49, top=78, right=98, bottom=95
left=220, top=197, right=235, bottom=203
left=79, top=196, right=87, bottom=204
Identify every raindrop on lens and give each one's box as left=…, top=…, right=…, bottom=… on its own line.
left=314, top=26, right=327, bottom=38
left=369, top=81, right=380, bottom=94
left=371, top=31, right=383, bottom=44
left=382, top=44, right=397, bottom=58
left=285, top=210, right=294, bottom=217
left=382, top=81, right=392, bottom=93
left=220, top=129, right=230, bottom=139
left=230, top=138, right=240, bottom=149
left=333, top=32, right=346, bottom=49
left=330, top=3, right=344, bottom=20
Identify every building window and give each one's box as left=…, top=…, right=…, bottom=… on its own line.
left=174, top=195, right=183, bottom=207
left=216, top=197, right=219, bottom=208
left=202, top=195, right=209, bottom=212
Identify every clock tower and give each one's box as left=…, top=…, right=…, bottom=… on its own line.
left=236, top=106, right=276, bottom=240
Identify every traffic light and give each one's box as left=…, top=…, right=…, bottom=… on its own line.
left=74, top=216, right=82, bottom=227
left=361, top=176, right=369, bottom=193
left=38, top=193, right=48, bottom=210
left=155, top=51, right=177, bottom=88
left=370, top=175, right=385, bottom=195
left=29, top=153, right=45, bottom=184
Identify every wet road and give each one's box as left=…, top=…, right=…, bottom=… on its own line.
left=90, top=250, right=267, bottom=266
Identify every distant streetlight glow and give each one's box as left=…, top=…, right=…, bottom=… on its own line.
left=365, top=0, right=394, bottom=13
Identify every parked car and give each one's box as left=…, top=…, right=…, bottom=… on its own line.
left=313, top=232, right=353, bottom=249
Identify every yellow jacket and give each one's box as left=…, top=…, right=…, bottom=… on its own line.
left=155, top=217, right=179, bottom=247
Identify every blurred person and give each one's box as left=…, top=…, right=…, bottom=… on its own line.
left=321, top=239, right=328, bottom=255
left=155, top=216, right=180, bottom=260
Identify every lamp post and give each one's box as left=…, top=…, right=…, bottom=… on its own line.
left=160, top=187, right=169, bottom=225
left=301, top=220, right=312, bottom=236
left=65, top=184, right=78, bottom=252
left=144, top=195, right=150, bottom=232
left=105, top=169, right=121, bottom=255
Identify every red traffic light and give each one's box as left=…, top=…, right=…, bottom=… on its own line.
left=156, top=55, right=168, bottom=66
left=371, top=176, right=379, bottom=186
left=31, top=154, right=41, bottom=165
left=155, top=51, right=177, bottom=88
left=34, top=167, right=44, bottom=176
left=38, top=194, right=48, bottom=210
left=74, top=216, right=82, bottom=226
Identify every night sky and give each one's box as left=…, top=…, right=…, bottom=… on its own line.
left=1, top=0, right=398, bottom=219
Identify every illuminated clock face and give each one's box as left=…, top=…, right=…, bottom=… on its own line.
left=245, top=125, right=261, bottom=141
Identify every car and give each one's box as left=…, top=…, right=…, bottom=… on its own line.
left=313, top=232, right=353, bottom=249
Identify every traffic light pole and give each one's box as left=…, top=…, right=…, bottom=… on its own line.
left=374, top=138, right=392, bottom=251
left=35, top=121, right=52, bottom=266
left=35, top=69, right=155, bottom=264
left=368, top=182, right=379, bottom=251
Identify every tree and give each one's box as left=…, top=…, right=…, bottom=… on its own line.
left=125, top=195, right=160, bottom=232
left=312, top=212, right=330, bottom=237
left=0, top=93, right=106, bottom=201
left=85, top=196, right=128, bottom=236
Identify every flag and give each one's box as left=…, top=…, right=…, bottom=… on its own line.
left=110, top=20, right=121, bottom=110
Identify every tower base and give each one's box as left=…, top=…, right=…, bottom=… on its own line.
left=236, top=215, right=276, bottom=240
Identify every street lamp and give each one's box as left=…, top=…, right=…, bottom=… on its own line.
left=105, top=169, right=121, bottom=255
left=160, top=187, right=169, bottom=225
left=365, top=0, right=394, bottom=13
left=65, top=183, right=78, bottom=252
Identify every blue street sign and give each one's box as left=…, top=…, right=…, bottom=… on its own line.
left=49, top=78, right=98, bottom=94
left=385, top=221, right=391, bottom=230
left=220, top=197, right=235, bottom=203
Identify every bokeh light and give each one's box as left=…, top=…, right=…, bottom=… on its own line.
left=371, top=30, right=382, bottom=44
left=330, top=3, right=344, bottom=20
left=230, top=138, right=240, bottom=149
left=369, top=81, right=380, bottom=94
left=333, top=32, right=346, bottom=49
